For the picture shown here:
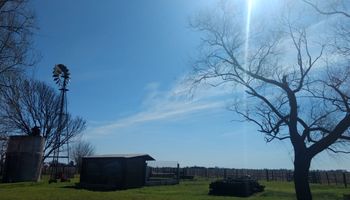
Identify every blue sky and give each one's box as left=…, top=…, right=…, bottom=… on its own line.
left=30, top=0, right=350, bottom=170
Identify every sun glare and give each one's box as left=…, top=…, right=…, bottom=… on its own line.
left=242, top=0, right=254, bottom=167
left=244, top=0, right=253, bottom=70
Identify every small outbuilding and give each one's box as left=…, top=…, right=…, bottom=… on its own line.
left=3, top=135, right=45, bottom=183
left=80, top=154, right=155, bottom=190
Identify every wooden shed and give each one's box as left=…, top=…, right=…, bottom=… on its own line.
left=80, top=154, right=155, bottom=189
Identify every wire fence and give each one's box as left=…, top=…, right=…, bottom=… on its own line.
left=178, top=167, right=349, bottom=187
left=41, top=165, right=76, bottom=179
left=146, top=160, right=180, bottom=186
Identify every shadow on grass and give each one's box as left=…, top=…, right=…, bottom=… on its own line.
left=259, top=189, right=345, bottom=200
left=313, top=192, right=346, bottom=200
left=258, top=190, right=295, bottom=198
left=61, top=184, right=119, bottom=192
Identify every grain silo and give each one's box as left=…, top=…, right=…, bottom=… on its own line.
left=2, top=135, right=45, bottom=183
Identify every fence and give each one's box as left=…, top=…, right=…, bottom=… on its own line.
left=146, top=161, right=180, bottom=186
left=179, top=167, right=350, bottom=187
left=41, top=165, right=76, bottom=179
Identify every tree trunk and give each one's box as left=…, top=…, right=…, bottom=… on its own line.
left=294, top=153, right=312, bottom=200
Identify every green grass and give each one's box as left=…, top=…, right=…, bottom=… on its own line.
left=0, top=178, right=349, bottom=200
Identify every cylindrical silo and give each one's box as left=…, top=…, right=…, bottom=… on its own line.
left=2, top=135, right=45, bottom=183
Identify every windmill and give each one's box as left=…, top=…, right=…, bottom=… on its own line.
left=49, top=64, right=71, bottom=183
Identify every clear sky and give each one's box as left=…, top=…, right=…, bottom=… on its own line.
left=30, top=0, right=350, bottom=170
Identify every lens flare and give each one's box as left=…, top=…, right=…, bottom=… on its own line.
left=243, top=0, right=254, bottom=168
left=244, top=0, right=253, bottom=68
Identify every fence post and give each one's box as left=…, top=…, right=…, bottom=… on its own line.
left=334, top=173, right=338, bottom=185
left=317, top=171, right=321, bottom=184
left=343, top=172, right=347, bottom=188
left=176, top=163, right=180, bottom=181
left=271, top=170, right=274, bottom=181
left=265, top=169, right=269, bottom=182
left=311, top=171, right=316, bottom=183
left=326, top=172, right=330, bottom=185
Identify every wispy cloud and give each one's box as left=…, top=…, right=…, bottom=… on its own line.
left=86, top=75, right=232, bottom=137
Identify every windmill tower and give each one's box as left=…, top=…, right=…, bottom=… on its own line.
left=49, top=64, right=70, bottom=183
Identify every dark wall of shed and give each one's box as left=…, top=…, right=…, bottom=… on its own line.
left=80, top=157, right=149, bottom=189
left=80, top=158, right=124, bottom=188
left=2, top=136, right=44, bottom=183
left=125, top=157, right=147, bottom=188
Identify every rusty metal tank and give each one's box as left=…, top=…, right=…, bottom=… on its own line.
left=2, top=135, right=45, bottom=183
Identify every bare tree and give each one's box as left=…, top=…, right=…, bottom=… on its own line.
left=0, top=0, right=36, bottom=87
left=191, top=2, right=349, bottom=200
left=0, top=0, right=37, bottom=140
left=70, top=140, right=95, bottom=173
left=303, top=0, right=350, bottom=18
left=303, top=0, right=350, bottom=55
left=0, top=76, right=86, bottom=160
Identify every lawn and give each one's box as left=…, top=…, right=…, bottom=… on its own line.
left=0, top=178, right=349, bottom=200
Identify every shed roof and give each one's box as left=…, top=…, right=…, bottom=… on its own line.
left=83, top=154, right=155, bottom=160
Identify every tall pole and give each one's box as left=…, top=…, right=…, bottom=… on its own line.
left=49, top=64, right=70, bottom=183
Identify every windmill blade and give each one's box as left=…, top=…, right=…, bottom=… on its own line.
left=53, top=64, right=70, bottom=87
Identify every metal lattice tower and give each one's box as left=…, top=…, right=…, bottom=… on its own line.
left=49, top=64, right=70, bottom=183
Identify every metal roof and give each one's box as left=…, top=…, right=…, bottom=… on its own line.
left=83, top=154, right=155, bottom=160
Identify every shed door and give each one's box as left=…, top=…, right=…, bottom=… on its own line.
left=103, top=159, right=123, bottom=187
left=83, top=159, right=123, bottom=188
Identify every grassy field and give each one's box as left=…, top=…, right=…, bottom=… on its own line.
left=0, top=178, right=349, bottom=200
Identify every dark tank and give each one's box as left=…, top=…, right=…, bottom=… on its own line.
left=209, top=176, right=265, bottom=197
